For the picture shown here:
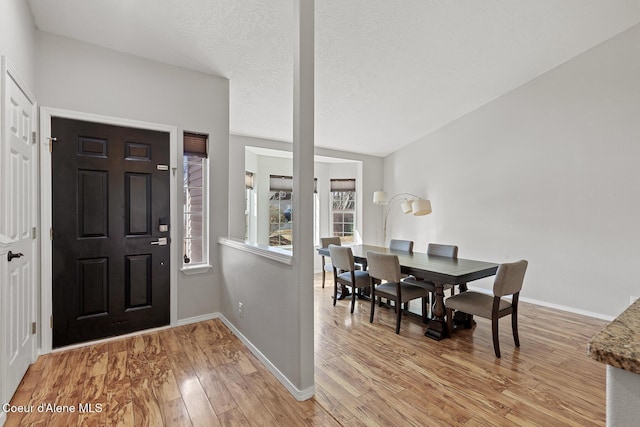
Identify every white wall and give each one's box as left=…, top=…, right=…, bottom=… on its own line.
left=384, top=24, right=640, bottom=319
left=36, top=32, right=230, bottom=322
left=0, top=0, right=36, bottom=90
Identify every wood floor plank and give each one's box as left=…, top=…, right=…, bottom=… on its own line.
left=215, top=363, right=279, bottom=426
left=215, top=407, right=251, bottom=426
left=58, top=347, right=89, bottom=398
left=244, top=370, right=309, bottom=426
left=87, top=343, right=109, bottom=378
left=106, top=387, right=134, bottom=427
left=160, top=398, right=193, bottom=427
left=107, top=350, right=129, bottom=389
left=198, top=369, right=237, bottom=415
left=78, top=373, right=107, bottom=427
left=130, top=377, right=164, bottom=427
left=175, top=377, right=222, bottom=427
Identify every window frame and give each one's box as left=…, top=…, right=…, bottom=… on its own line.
left=330, top=178, right=356, bottom=243
left=182, top=132, right=211, bottom=273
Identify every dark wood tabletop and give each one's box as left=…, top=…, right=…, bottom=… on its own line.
left=317, top=244, right=499, bottom=340
left=318, top=244, right=498, bottom=284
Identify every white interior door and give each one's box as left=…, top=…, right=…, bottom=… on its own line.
left=0, top=56, right=37, bottom=410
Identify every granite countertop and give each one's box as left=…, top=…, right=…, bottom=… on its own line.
left=588, top=298, right=640, bottom=374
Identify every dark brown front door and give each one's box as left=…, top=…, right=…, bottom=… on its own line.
left=51, top=118, right=171, bottom=348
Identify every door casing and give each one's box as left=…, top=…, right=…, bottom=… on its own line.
left=39, top=107, right=179, bottom=353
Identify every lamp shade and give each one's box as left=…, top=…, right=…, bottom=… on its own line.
left=412, top=199, right=432, bottom=216
left=373, top=191, right=388, bottom=205
left=400, top=199, right=413, bottom=214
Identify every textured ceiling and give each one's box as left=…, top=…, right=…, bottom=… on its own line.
left=27, top=0, right=640, bottom=156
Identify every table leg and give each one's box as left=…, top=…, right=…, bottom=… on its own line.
left=425, top=283, right=447, bottom=340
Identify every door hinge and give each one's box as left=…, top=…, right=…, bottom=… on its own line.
left=32, top=227, right=37, bottom=239
left=50, top=227, right=54, bottom=240
left=32, top=131, right=37, bottom=145
left=31, top=322, right=36, bottom=334
left=47, top=137, right=58, bottom=153
left=50, top=315, right=53, bottom=329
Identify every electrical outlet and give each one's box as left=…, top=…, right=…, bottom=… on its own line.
left=238, top=302, right=244, bottom=318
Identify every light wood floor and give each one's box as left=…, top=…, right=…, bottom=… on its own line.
left=6, top=274, right=607, bottom=426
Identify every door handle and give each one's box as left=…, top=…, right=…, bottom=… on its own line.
left=7, top=251, right=24, bottom=262
left=150, top=237, right=168, bottom=246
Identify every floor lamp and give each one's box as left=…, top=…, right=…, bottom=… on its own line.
left=373, top=190, right=432, bottom=244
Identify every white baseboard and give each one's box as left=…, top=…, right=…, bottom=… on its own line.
left=176, top=313, right=220, bottom=326
left=217, top=315, right=314, bottom=401
left=465, top=285, right=615, bottom=321
left=519, top=296, right=614, bottom=322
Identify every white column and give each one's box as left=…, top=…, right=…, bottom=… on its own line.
left=292, top=0, right=315, bottom=396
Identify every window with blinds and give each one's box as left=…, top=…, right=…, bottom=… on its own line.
left=245, top=171, right=254, bottom=241
left=267, top=175, right=318, bottom=247
left=183, top=132, right=208, bottom=266
left=268, top=175, right=293, bottom=247
left=330, top=178, right=356, bottom=243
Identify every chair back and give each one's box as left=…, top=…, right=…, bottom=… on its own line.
left=389, top=239, right=413, bottom=252
left=328, top=245, right=354, bottom=271
left=493, top=260, right=528, bottom=297
left=320, top=236, right=341, bottom=248
left=367, top=251, right=401, bottom=283
left=427, top=243, right=458, bottom=259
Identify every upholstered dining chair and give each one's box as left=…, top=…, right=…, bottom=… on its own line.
left=389, top=239, right=414, bottom=252
left=427, top=243, right=458, bottom=297
left=367, top=251, right=430, bottom=334
left=445, top=259, right=528, bottom=358
left=403, top=243, right=459, bottom=317
left=386, top=239, right=415, bottom=306
left=320, top=237, right=342, bottom=288
left=329, top=245, right=371, bottom=313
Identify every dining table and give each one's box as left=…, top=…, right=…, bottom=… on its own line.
left=317, top=244, right=499, bottom=340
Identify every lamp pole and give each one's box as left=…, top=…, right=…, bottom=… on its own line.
left=380, top=192, right=422, bottom=244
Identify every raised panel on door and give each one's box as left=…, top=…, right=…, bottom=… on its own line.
left=77, top=257, right=109, bottom=318
left=78, top=170, right=109, bottom=238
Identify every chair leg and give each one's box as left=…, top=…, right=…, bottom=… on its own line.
left=350, top=287, right=356, bottom=313
left=370, top=291, right=376, bottom=323
left=512, top=311, right=520, bottom=347
left=492, top=316, right=501, bottom=358
left=322, top=270, right=326, bottom=288
left=446, top=307, right=454, bottom=336
left=421, top=297, right=428, bottom=323
left=425, top=293, right=431, bottom=319
left=395, top=300, right=402, bottom=334
left=333, top=281, right=338, bottom=306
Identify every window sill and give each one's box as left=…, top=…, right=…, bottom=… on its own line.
left=218, top=237, right=293, bottom=265
left=181, top=264, right=213, bottom=275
